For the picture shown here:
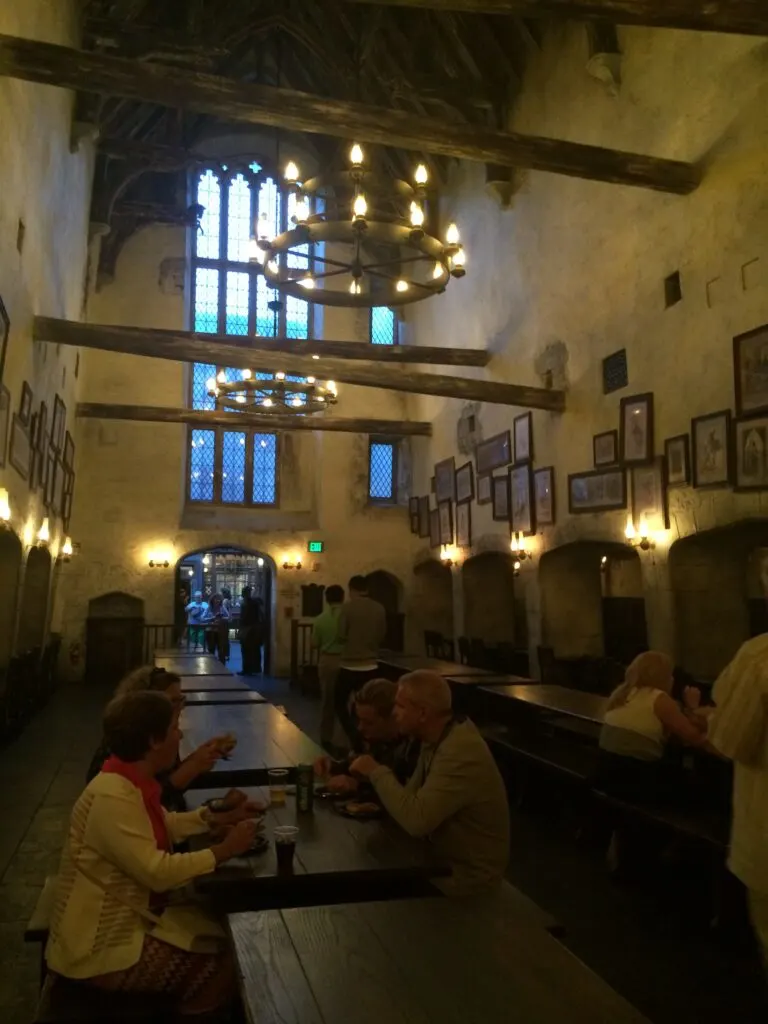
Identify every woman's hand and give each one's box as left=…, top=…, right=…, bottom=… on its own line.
left=683, top=686, right=702, bottom=711
left=187, top=740, right=222, bottom=775
left=314, top=755, right=333, bottom=778
left=213, top=820, right=258, bottom=863
left=326, top=774, right=358, bottom=795
left=209, top=802, right=264, bottom=828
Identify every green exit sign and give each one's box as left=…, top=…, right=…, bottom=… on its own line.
left=308, top=541, right=324, bottom=553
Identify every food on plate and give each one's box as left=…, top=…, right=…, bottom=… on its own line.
left=344, top=801, right=380, bottom=816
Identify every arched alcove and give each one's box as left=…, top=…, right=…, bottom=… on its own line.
left=412, top=560, right=454, bottom=645
left=0, top=531, right=23, bottom=668
left=17, top=547, right=53, bottom=654
left=540, top=541, right=646, bottom=663
left=669, top=520, right=768, bottom=679
left=366, top=569, right=404, bottom=651
left=462, top=551, right=517, bottom=644
left=86, top=591, right=145, bottom=686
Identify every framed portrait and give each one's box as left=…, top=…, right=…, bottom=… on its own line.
left=734, top=323, right=768, bottom=416
left=455, top=461, right=474, bottom=503
left=734, top=415, right=768, bottom=491
left=429, top=507, right=441, bottom=549
left=418, top=496, right=431, bottom=539
left=64, top=430, right=75, bottom=470
left=477, top=473, right=492, bottom=505
left=9, top=415, right=31, bottom=481
left=430, top=476, right=436, bottom=494
left=0, top=295, right=9, bottom=385
left=631, top=458, right=669, bottom=531
left=691, top=410, right=731, bottom=488
left=510, top=464, right=534, bottom=535
left=593, top=430, right=618, bottom=468
left=63, top=471, right=75, bottom=531
left=44, top=449, right=56, bottom=508
left=513, top=413, right=533, bottom=465
left=409, top=496, right=419, bottom=534
left=53, top=459, right=67, bottom=516
left=19, top=382, right=33, bottom=426
left=492, top=474, right=510, bottom=522
left=456, top=501, right=472, bottom=548
left=438, top=500, right=454, bottom=545
left=36, top=401, right=48, bottom=451
left=620, top=393, right=654, bottom=465
left=568, top=468, right=627, bottom=514
left=665, top=434, right=690, bottom=487
left=0, top=384, right=10, bottom=469
left=534, top=466, right=555, bottom=527
left=434, top=457, right=456, bottom=503
left=476, top=430, right=512, bottom=475
left=52, top=395, right=66, bottom=452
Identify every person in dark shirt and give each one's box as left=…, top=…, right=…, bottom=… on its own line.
left=239, top=586, right=264, bottom=675
left=315, top=678, right=419, bottom=795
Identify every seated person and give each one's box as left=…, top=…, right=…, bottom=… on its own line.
left=47, top=690, right=260, bottom=1016
left=597, top=650, right=714, bottom=803
left=87, top=666, right=236, bottom=812
left=349, top=671, right=510, bottom=896
left=314, top=678, right=419, bottom=794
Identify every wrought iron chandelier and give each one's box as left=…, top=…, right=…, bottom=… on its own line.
left=207, top=369, right=338, bottom=415
left=248, top=143, right=467, bottom=309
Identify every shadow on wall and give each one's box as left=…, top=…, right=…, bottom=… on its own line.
left=540, top=541, right=647, bottom=664
left=462, top=551, right=518, bottom=645
left=670, top=520, right=768, bottom=681
left=366, top=570, right=404, bottom=652
left=0, top=531, right=22, bottom=668
left=17, top=547, right=53, bottom=655
left=412, top=559, right=454, bottom=645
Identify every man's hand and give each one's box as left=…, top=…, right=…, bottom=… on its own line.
left=314, top=755, right=332, bottom=778
left=187, top=740, right=222, bottom=775
left=683, top=686, right=702, bottom=711
left=213, top=820, right=258, bottom=863
left=349, top=754, right=379, bottom=778
left=327, top=774, right=358, bottom=794
left=209, top=801, right=264, bottom=829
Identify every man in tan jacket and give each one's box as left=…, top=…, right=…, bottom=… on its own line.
left=350, top=670, right=510, bottom=895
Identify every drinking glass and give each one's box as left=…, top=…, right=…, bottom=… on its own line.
left=274, top=825, right=299, bottom=874
left=268, top=768, right=289, bottom=806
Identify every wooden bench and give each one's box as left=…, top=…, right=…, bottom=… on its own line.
left=482, top=723, right=598, bottom=786
left=592, top=790, right=728, bottom=850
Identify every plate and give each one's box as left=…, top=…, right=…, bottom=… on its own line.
left=242, top=834, right=269, bottom=856
left=333, top=800, right=382, bottom=821
left=315, top=785, right=348, bottom=800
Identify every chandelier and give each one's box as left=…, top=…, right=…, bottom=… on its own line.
left=207, top=369, right=339, bottom=415
left=248, top=143, right=467, bottom=308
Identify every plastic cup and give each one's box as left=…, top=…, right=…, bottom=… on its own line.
left=268, top=768, right=289, bottom=806
left=274, top=825, right=299, bottom=874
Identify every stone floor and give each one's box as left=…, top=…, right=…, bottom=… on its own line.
left=1, top=667, right=766, bottom=1024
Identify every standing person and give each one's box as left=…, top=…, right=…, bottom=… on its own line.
left=203, top=594, right=230, bottom=665
left=184, top=591, right=208, bottom=651
left=174, top=586, right=188, bottom=645
left=709, top=635, right=768, bottom=970
left=239, top=586, right=264, bottom=676
left=334, top=575, right=386, bottom=745
left=312, top=585, right=345, bottom=752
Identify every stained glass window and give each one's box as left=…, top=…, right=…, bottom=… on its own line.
left=253, top=434, right=278, bottom=505
left=222, top=432, right=246, bottom=504
left=369, top=441, right=396, bottom=502
left=189, top=430, right=215, bottom=502
left=192, top=363, right=216, bottom=411
left=371, top=307, right=397, bottom=346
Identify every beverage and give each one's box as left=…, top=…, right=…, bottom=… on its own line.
left=274, top=825, right=299, bottom=874
left=268, top=768, right=289, bottom=806
left=295, top=763, right=314, bottom=813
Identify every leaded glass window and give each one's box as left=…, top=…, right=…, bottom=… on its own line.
left=371, top=307, right=398, bottom=346
left=369, top=439, right=397, bottom=502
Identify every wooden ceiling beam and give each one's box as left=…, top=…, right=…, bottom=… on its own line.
left=76, top=403, right=432, bottom=436
left=0, top=34, right=698, bottom=193
left=339, top=0, right=768, bottom=36
left=34, top=317, right=563, bottom=411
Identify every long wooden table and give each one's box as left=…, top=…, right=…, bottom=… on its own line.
left=378, top=655, right=495, bottom=679
left=230, top=897, right=649, bottom=1024
left=186, top=786, right=445, bottom=912
left=179, top=675, right=249, bottom=693
left=180, top=703, right=324, bottom=786
left=480, top=683, right=608, bottom=724
left=184, top=690, right=266, bottom=706
left=157, top=655, right=232, bottom=676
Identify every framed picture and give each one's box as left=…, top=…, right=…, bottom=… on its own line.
left=409, top=496, right=419, bottom=534
left=0, top=384, right=10, bottom=469
left=734, top=415, right=768, bottom=491
left=665, top=434, right=690, bottom=487
left=734, top=323, right=768, bottom=416
left=19, top=382, right=33, bottom=426
left=620, top=393, right=654, bottom=465
left=39, top=441, right=51, bottom=495
left=434, top=457, right=456, bottom=503
left=63, top=471, right=75, bottom=531
left=36, top=401, right=48, bottom=451
left=455, top=461, right=474, bottom=503
left=28, top=413, right=39, bottom=492
left=418, top=496, right=430, bottom=539
left=430, top=476, right=436, bottom=494
left=438, top=500, right=454, bottom=545
left=456, top=501, right=472, bottom=548
left=64, top=430, right=75, bottom=470
left=534, top=466, right=555, bottom=527
left=429, top=507, right=441, bottom=549
left=568, top=468, right=627, bottom=514
left=52, top=395, right=66, bottom=452
left=691, top=410, right=731, bottom=488
left=631, top=458, right=669, bottom=531
left=513, top=413, right=533, bottom=464
left=476, top=430, right=512, bottom=474
left=9, top=415, right=31, bottom=481
left=492, top=474, right=510, bottom=522
left=510, top=464, right=534, bottom=535
left=0, top=295, right=9, bottom=385
left=44, top=448, right=56, bottom=508
left=593, top=430, right=618, bottom=467
left=477, top=473, right=492, bottom=505
left=53, top=459, right=67, bottom=516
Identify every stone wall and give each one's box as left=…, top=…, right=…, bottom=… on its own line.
left=404, top=25, right=768, bottom=675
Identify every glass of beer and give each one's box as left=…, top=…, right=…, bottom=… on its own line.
left=274, top=825, right=299, bottom=874
left=268, top=768, right=289, bottom=806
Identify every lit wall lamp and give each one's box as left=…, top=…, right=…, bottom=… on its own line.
left=512, top=559, right=522, bottom=578
left=0, top=488, right=11, bottom=528
left=37, top=517, right=50, bottom=546
left=625, top=515, right=655, bottom=551
left=600, top=555, right=609, bottom=574
left=282, top=555, right=303, bottom=571
left=510, top=533, right=532, bottom=562
left=148, top=550, right=172, bottom=568
left=57, top=537, right=74, bottom=564
left=440, top=544, right=459, bottom=567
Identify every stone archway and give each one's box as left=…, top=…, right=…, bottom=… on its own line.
left=366, top=570, right=404, bottom=651
left=0, top=531, right=23, bottom=668
left=412, top=559, right=454, bottom=646
left=17, top=547, right=53, bottom=653
left=462, top=551, right=517, bottom=644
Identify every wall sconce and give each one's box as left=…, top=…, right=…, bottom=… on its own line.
left=440, top=544, right=459, bottom=567
left=282, top=556, right=303, bottom=570
left=600, top=554, right=608, bottom=574
left=148, top=550, right=172, bottom=568
left=57, top=537, right=74, bottom=564
left=625, top=515, right=655, bottom=551
left=0, top=487, right=11, bottom=527
left=37, top=517, right=50, bottom=546
left=510, top=533, right=532, bottom=562
left=513, top=559, right=522, bottom=578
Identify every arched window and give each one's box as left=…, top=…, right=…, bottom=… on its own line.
left=188, top=163, right=314, bottom=507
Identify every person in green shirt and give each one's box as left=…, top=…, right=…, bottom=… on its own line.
left=312, top=584, right=345, bottom=750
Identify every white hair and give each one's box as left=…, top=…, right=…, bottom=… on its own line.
left=399, top=671, right=452, bottom=715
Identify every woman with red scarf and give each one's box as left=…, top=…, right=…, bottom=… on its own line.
left=47, top=691, right=261, bottom=1016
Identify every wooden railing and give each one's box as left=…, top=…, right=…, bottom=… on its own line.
left=290, top=619, right=317, bottom=687
left=143, top=623, right=178, bottom=662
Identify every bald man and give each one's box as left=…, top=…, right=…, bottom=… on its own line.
left=350, top=670, right=510, bottom=895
